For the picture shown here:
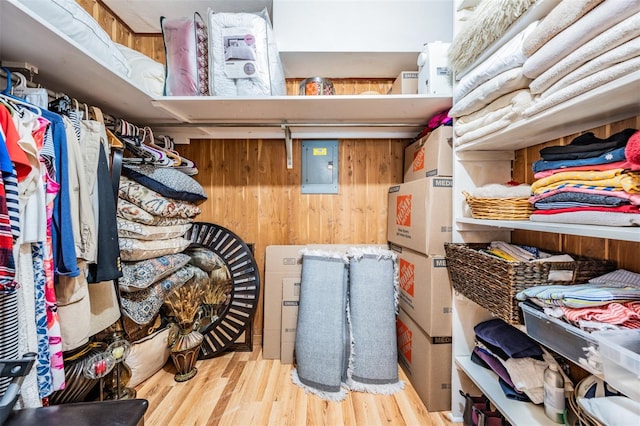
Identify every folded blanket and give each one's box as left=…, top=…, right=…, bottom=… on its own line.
left=530, top=12, right=640, bottom=94
left=532, top=147, right=628, bottom=173
left=533, top=169, right=624, bottom=190
left=538, top=129, right=636, bottom=161
left=531, top=170, right=640, bottom=195
left=531, top=205, right=640, bottom=214
left=562, top=302, right=640, bottom=325
left=590, top=269, right=640, bottom=287
left=534, top=192, right=628, bottom=207
left=531, top=209, right=640, bottom=226
left=530, top=187, right=640, bottom=207
left=523, top=0, right=640, bottom=79
left=522, top=0, right=604, bottom=57
left=454, top=22, right=536, bottom=102
left=455, top=90, right=533, bottom=146
left=543, top=39, right=640, bottom=97
left=533, top=161, right=633, bottom=179
left=524, top=57, right=640, bottom=117
left=448, top=0, right=535, bottom=76
left=517, top=283, right=640, bottom=307
left=450, top=67, right=530, bottom=118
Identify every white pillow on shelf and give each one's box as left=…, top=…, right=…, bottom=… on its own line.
left=17, top=0, right=131, bottom=78
left=116, top=44, right=165, bottom=97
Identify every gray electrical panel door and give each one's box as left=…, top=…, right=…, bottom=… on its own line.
left=301, top=140, right=338, bottom=194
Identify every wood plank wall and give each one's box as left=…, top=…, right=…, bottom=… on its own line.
left=81, top=1, right=640, bottom=345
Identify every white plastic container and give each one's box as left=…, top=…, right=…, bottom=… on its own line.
left=593, top=329, right=640, bottom=401
left=543, top=364, right=565, bottom=423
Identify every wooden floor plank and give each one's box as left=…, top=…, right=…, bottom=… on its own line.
left=134, top=347, right=459, bottom=426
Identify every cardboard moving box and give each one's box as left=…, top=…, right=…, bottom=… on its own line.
left=280, top=278, right=300, bottom=364
left=391, top=243, right=452, bottom=337
left=263, top=245, right=305, bottom=360
left=387, top=177, right=452, bottom=256
left=404, top=126, right=453, bottom=181
left=397, top=308, right=452, bottom=412
left=390, top=71, right=419, bottom=94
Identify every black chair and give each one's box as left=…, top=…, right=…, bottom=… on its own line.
left=1, top=353, right=148, bottom=426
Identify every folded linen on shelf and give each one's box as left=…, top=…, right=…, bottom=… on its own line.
left=530, top=187, right=640, bottom=207
left=538, top=128, right=636, bottom=161
left=589, top=269, right=640, bottom=287
left=533, top=192, right=629, bottom=209
left=543, top=38, right=640, bottom=97
left=453, top=22, right=536, bottom=102
left=522, top=0, right=605, bottom=57
left=449, top=67, right=530, bottom=118
left=530, top=12, right=640, bottom=94
left=454, top=89, right=532, bottom=146
left=524, top=57, right=640, bottom=117
left=529, top=209, right=640, bottom=226
left=447, top=0, right=535, bottom=75
left=532, top=147, right=628, bottom=173
left=530, top=169, right=640, bottom=194
left=533, top=161, right=634, bottom=179
left=523, top=0, right=640, bottom=79
left=517, top=283, right=640, bottom=308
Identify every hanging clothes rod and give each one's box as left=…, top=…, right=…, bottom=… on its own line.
left=148, top=122, right=427, bottom=128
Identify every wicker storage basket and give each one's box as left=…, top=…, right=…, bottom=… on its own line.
left=463, top=191, right=534, bottom=220
left=444, top=243, right=616, bottom=325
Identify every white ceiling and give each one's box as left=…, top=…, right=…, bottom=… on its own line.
left=102, top=0, right=273, bottom=33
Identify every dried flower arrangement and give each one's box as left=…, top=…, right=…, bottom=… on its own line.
left=164, top=267, right=208, bottom=329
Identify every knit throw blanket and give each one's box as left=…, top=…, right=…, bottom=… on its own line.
left=291, top=247, right=404, bottom=400
left=291, top=249, right=349, bottom=401
left=346, top=247, right=404, bottom=394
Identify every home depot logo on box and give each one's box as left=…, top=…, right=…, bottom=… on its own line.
left=412, top=149, right=425, bottom=172
left=399, top=258, right=415, bottom=297
left=397, top=318, right=412, bottom=363
left=396, top=194, right=412, bottom=226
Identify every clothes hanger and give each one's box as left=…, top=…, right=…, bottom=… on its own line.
left=0, top=92, right=43, bottom=117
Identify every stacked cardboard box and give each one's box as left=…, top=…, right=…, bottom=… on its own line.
left=388, top=125, right=454, bottom=412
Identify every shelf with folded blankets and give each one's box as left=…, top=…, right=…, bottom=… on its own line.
left=449, top=0, right=640, bottom=422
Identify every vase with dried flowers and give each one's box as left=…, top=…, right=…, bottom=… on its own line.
left=200, top=257, right=233, bottom=327
left=164, top=266, right=208, bottom=382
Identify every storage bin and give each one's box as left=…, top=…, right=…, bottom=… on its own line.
left=520, top=302, right=601, bottom=375
left=593, top=329, right=640, bottom=401
left=444, top=243, right=616, bottom=325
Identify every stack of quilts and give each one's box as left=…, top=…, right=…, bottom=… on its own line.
left=522, top=1, right=640, bottom=117
left=529, top=128, right=640, bottom=226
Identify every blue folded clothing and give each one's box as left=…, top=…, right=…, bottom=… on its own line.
left=474, top=318, right=543, bottom=359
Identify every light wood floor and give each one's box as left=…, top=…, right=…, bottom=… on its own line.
left=134, top=346, right=457, bottom=426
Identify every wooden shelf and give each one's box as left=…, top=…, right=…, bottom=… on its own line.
left=456, top=356, right=556, bottom=426
left=151, top=95, right=452, bottom=140
left=456, top=218, right=640, bottom=243
left=0, top=0, right=170, bottom=123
